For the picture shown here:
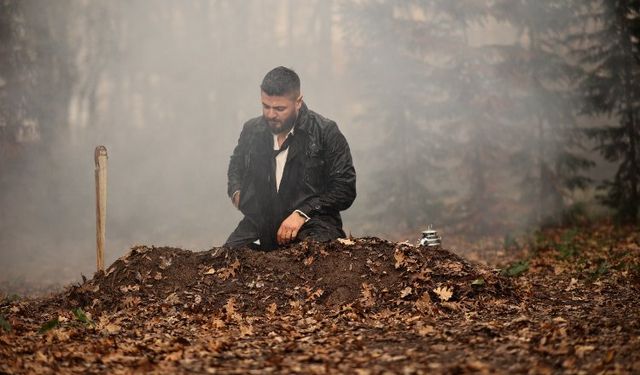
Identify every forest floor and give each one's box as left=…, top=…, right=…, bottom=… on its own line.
left=1, top=222, right=639, bottom=374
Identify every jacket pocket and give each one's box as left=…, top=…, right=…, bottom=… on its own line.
left=304, top=146, right=325, bottom=191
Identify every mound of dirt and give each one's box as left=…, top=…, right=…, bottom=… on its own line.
left=5, top=225, right=639, bottom=374
left=66, top=237, right=515, bottom=316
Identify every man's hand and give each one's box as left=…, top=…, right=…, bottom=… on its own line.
left=277, top=212, right=306, bottom=245
left=231, top=191, right=241, bottom=209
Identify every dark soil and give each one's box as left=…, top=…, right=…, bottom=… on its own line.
left=64, top=238, right=513, bottom=317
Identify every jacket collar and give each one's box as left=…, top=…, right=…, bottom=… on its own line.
left=294, top=102, right=310, bottom=134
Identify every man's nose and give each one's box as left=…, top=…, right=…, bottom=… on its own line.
left=265, top=109, right=277, bottom=119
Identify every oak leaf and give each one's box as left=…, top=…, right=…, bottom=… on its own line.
left=433, top=286, right=453, bottom=302
left=303, top=256, right=315, bottom=266
left=239, top=324, right=254, bottom=337
left=361, top=283, right=375, bottom=307
left=337, top=238, right=355, bottom=246
left=120, top=285, right=139, bottom=293
left=218, top=259, right=241, bottom=280
left=394, top=250, right=406, bottom=269
left=416, top=323, right=435, bottom=336
left=306, top=288, right=324, bottom=302
left=207, top=338, right=228, bottom=352
left=575, top=345, right=595, bottom=358
left=400, top=287, right=413, bottom=298
left=211, top=318, right=225, bottom=329
left=415, top=292, right=432, bottom=312
left=267, top=303, right=277, bottom=316
left=164, top=351, right=182, bottom=361
left=104, top=323, right=121, bottom=334
left=225, top=298, right=237, bottom=318
left=158, top=256, right=172, bottom=270
left=164, top=292, right=180, bottom=305
left=123, top=296, right=140, bottom=308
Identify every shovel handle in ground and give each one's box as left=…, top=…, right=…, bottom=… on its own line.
left=95, top=145, right=108, bottom=272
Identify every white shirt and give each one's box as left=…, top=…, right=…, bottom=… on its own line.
left=273, top=129, right=310, bottom=222
left=273, top=129, right=294, bottom=192
left=232, top=128, right=310, bottom=222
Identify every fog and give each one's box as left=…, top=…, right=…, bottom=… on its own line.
left=0, top=1, right=615, bottom=292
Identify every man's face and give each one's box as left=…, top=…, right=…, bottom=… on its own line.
left=261, top=91, right=302, bottom=135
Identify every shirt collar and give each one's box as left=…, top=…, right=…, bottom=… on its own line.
left=273, top=128, right=294, bottom=150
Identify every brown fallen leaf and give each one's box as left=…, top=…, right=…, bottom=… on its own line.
left=104, top=323, right=121, bottom=334
left=416, top=323, right=435, bottom=336
left=604, top=350, right=615, bottom=363
left=415, top=292, right=433, bottom=313
left=303, top=256, right=315, bottom=266
left=164, top=350, right=182, bottom=361
left=440, top=301, right=461, bottom=311
left=267, top=302, right=277, bottom=316
left=239, top=323, right=254, bottom=337
left=225, top=297, right=239, bottom=320
left=337, top=238, right=356, bottom=246
left=123, top=295, right=141, bottom=308
left=575, top=345, right=595, bottom=358
left=400, top=286, right=412, bottom=298
left=361, top=283, right=376, bottom=307
left=306, top=288, right=324, bottom=302
left=442, top=261, right=463, bottom=273
left=164, top=292, right=180, bottom=305
left=433, top=286, right=453, bottom=302
left=120, top=285, right=139, bottom=293
left=394, top=249, right=407, bottom=269
left=211, top=317, right=225, bottom=330
left=207, top=338, right=229, bottom=353
left=218, top=259, right=241, bottom=280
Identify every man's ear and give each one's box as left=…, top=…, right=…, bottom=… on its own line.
left=296, top=95, right=303, bottom=111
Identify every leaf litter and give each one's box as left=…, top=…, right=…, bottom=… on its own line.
left=1, top=224, right=639, bottom=373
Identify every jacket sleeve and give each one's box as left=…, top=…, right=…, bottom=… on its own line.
left=296, top=122, right=356, bottom=216
left=227, top=122, right=251, bottom=198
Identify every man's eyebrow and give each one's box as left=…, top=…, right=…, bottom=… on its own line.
left=262, top=102, right=286, bottom=109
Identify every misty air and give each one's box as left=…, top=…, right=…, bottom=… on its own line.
left=1, top=1, right=639, bottom=373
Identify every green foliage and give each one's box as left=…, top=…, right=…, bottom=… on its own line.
left=72, top=308, right=94, bottom=327
left=503, top=234, right=521, bottom=251
left=573, top=0, right=640, bottom=223
left=492, top=0, right=594, bottom=226
left=588, top=260, right=610, bottom=281
left=341, top=1, right=454, bottom=231
left=556, top=228, right=579, bottom=259
left=0, top=315, right=11, bottom=333
left=501, top=260, right=530, bottom=277
left=1, top=294, right=20, bottom=304
left=38, top=317, right=60, bottom=334
left=561, top=202, right=591, bottom=226
left=342, top=0, right=599, bottom=235
left=471, top=278, right=485, bottom=286
left=531, top=230, right=551, bottom=250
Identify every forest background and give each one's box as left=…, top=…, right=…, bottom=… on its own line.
left=1, top=0, right=638, bottom=291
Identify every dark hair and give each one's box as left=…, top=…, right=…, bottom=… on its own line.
left=260, top=66, right=300, bottom=98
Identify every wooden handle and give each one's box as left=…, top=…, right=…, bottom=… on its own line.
left=95, top=146, right=108, bottom=272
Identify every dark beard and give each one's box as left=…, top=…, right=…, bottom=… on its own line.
left=266, top=112, right=297, bottom=135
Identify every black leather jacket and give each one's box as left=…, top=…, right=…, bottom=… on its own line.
left=227, top=103, right=356, bottom=247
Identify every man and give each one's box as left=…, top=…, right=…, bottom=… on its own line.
left=225, top=66, right=356, bottom=250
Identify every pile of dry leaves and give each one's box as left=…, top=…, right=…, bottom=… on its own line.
left=1, top=225, right=639, bottom=373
